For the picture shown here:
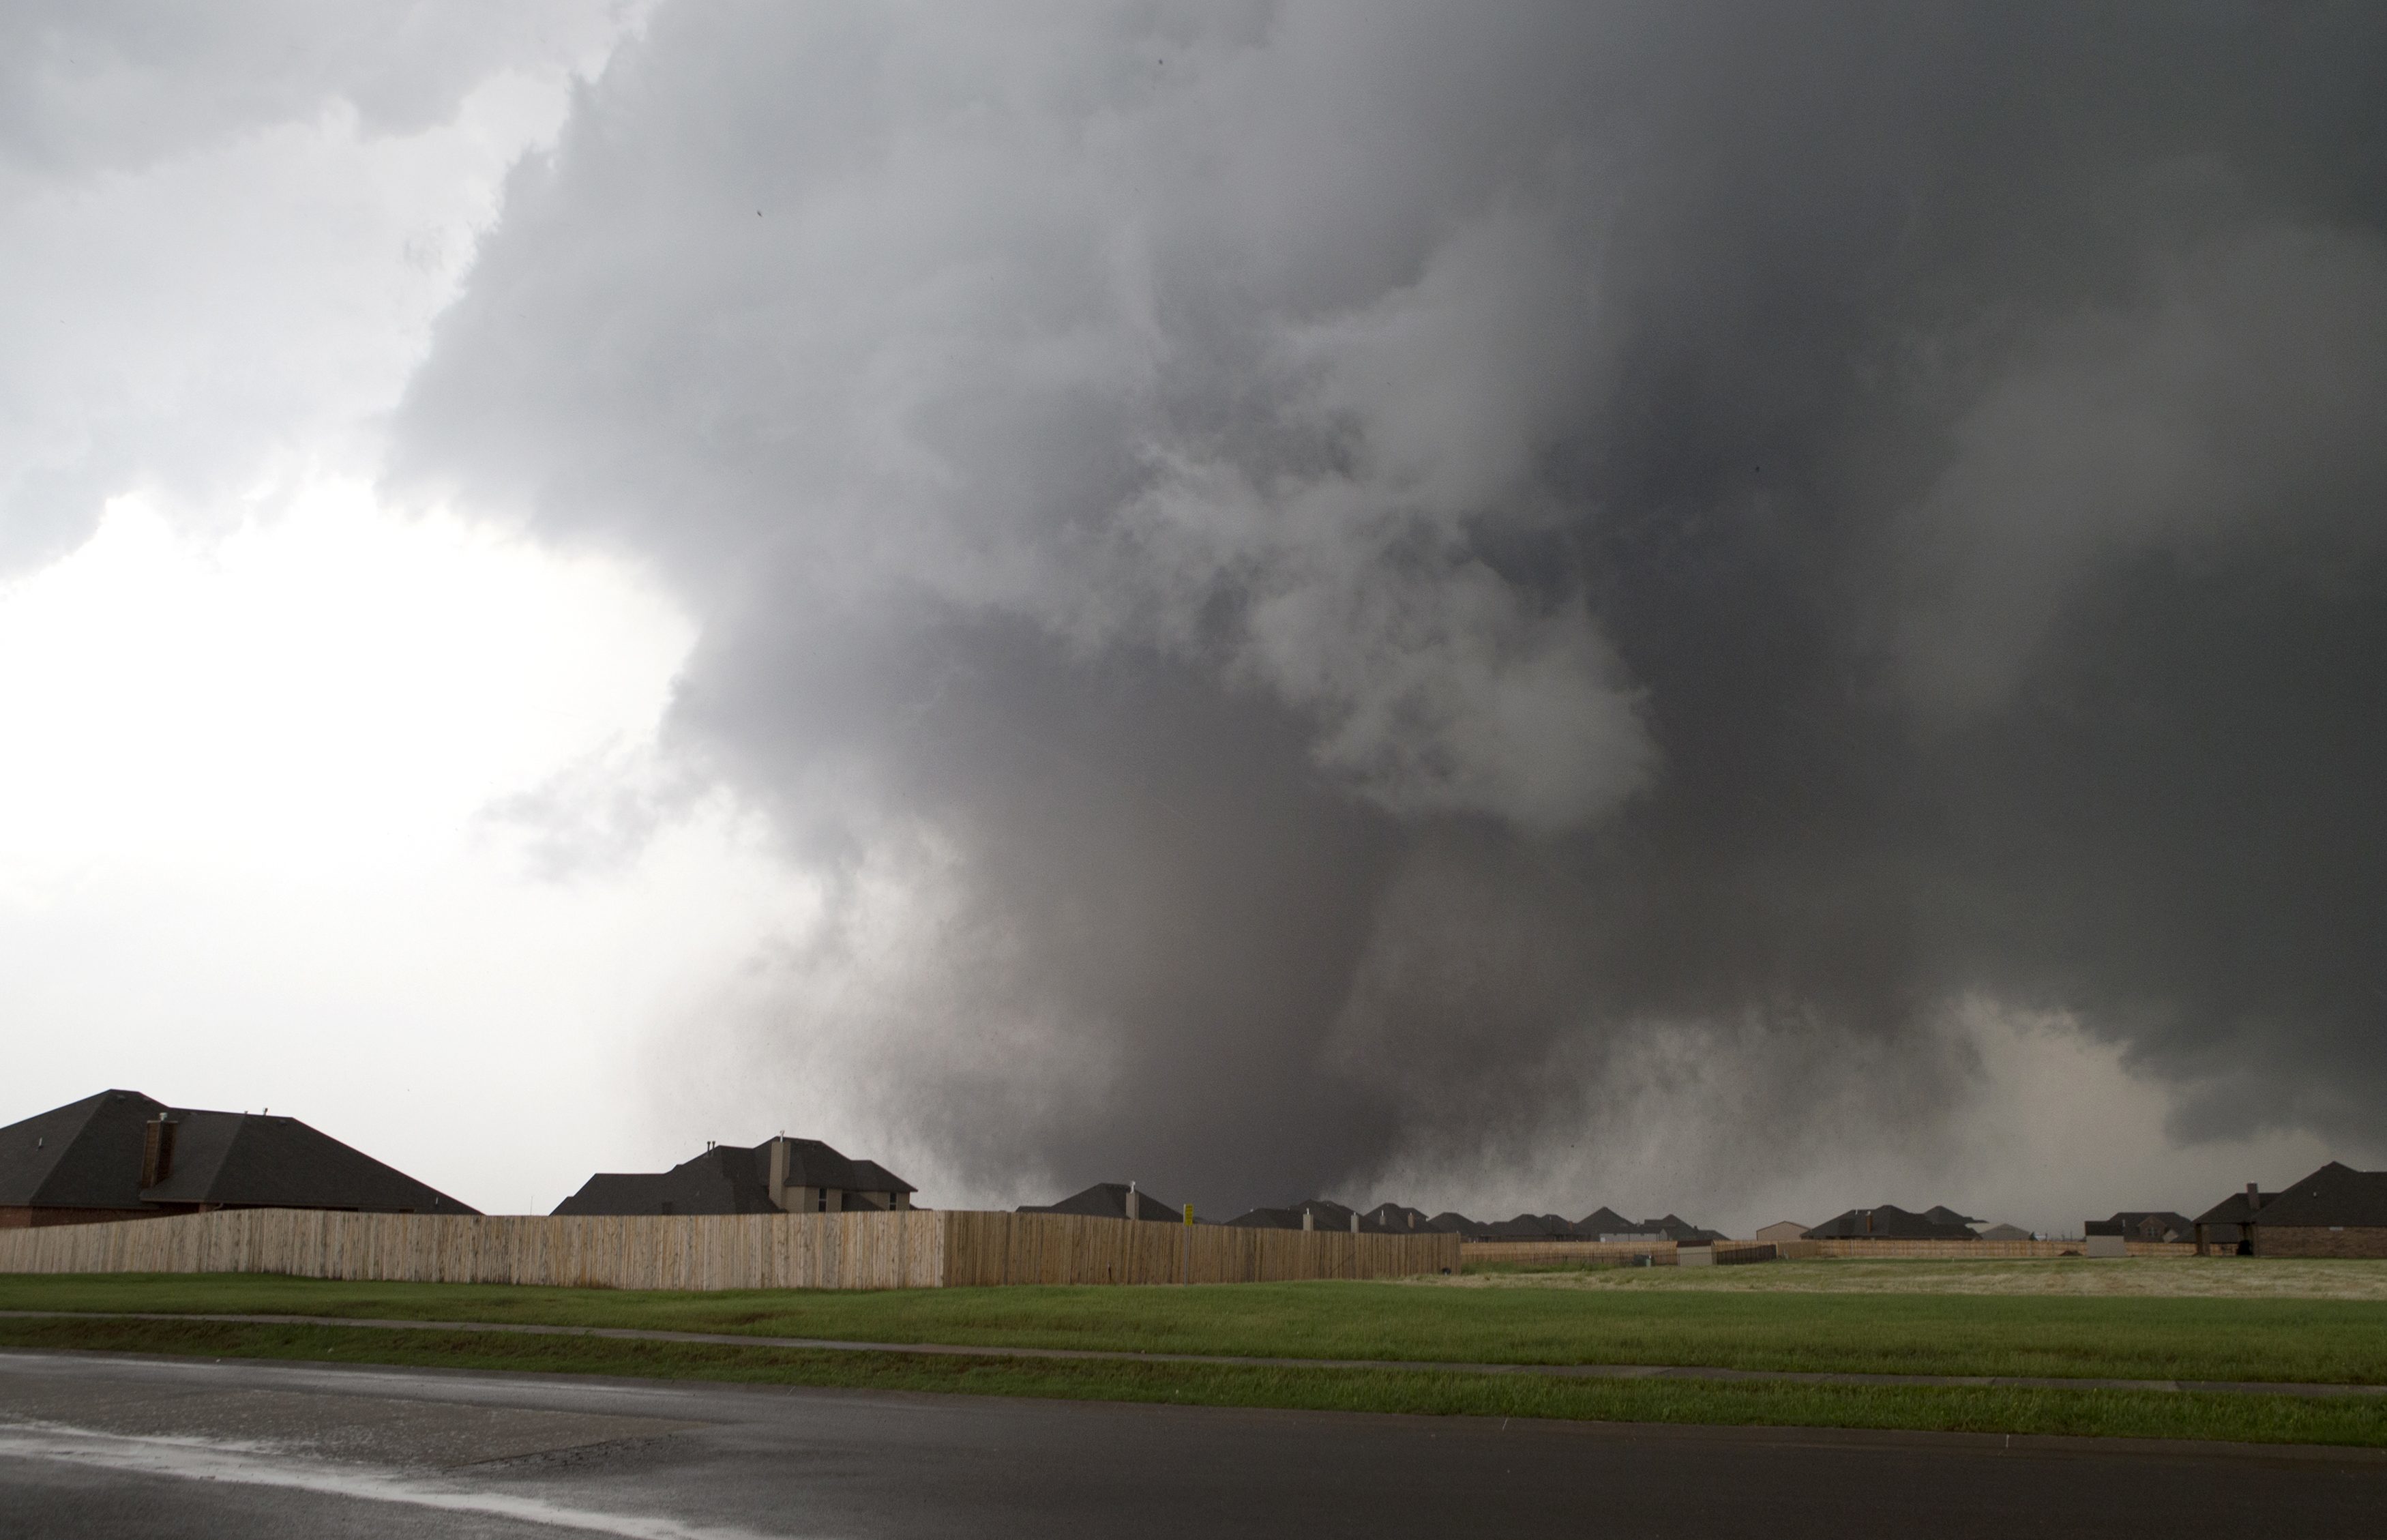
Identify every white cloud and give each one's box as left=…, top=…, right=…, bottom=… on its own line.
left=1351, top=997, right=2345, bottom=1239
left=0, top=478, right=814, bottom=1214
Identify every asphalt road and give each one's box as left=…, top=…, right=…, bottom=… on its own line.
left=3, top=1350, right=2383, bottom=1539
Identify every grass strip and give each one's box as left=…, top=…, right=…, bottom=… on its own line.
left=4, top=1315, right=2382, bottom=1449
left=5, top=1272, right=2384, bottom=1387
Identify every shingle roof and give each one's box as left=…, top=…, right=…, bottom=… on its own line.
left=2101, top=1211, right=2195, bottom=1243
left=1361, top=1202, right=1430, bottom=1232
left=1576, top=1206, right=1635, bottom=1236
left=2193, top=1188, right=2272, bottom=1226
left=138, top=1112, right=471, bottom=1213
left=1803, top=1205, right=1976, bottom=1240
left=552, top=1146, right=769, bottom=1216
left=0, top=1090, right=166, bottom=1209
left=848, top=1159, right=916, bottom=1196
left=552, top=1136, right=913, bottom=1216
left=1485, top=1213, right=1582, bottom=1240
left=2242, top=1163, right=2387, bottom=1229
left=0, top=1091, right=473, bottom=1215
left=1020, top=1181, right=1183, bottom=1221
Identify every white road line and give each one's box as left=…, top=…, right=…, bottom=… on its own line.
left=0, top=1421, right=812, bottom=1540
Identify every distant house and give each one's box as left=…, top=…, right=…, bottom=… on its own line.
left=1636, top=1213, right=1728, bottom=1245
left=1020, top=1181, right=1180, bottom=1222
left=1361, top=1202, right=1432, bottom=1232
left=0, top=1089, right=474, bottom=1228
left=1424, top=1211, right=1494, bottom=1237
left=2213, top=1164, right=2387, bottom=1258
left=1484, top=1212, right=1584, bottom=1241
left=1226, top=1198, right=1403, bottom=1232
left=1755, top=1219, right=1810, bottom=1245
left=1976, top=1223, right=2034, bottom=1241
left=1803, top=1205, right=1977, bottom=1241
left=1921, top=1206, right=1983, bottom=1232
left=552, top=1136, right=914, bottom=1217
left=1577, top=1206, right=1635, bottom=1237
left=2098, top=1211, right=2194, bottom=1245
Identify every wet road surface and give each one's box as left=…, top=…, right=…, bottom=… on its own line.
left=3, top=1349, right=2382, bottom=1538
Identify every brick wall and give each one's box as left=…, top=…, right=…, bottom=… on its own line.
left=2253, top=1226, right=2387, bottom=1258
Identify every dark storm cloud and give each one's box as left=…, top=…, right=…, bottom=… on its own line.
left=394, top=1, right=2387, bottom=1212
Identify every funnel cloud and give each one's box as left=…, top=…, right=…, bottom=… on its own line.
left=394, top=3, right=2387, bottom=1223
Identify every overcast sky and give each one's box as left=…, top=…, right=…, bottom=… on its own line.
left=5, top=2, right=2382, bottom=1232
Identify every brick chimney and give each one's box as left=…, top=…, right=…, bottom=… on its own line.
left=140, top=1116, right=176, bottom=1189
left=2245, top=1182, right=2261, bottom=1212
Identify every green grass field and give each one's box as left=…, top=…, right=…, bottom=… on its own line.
left=5, top=1262, right=2386, bottom=1386
left=1, top=1312, right=2382, bottom=1449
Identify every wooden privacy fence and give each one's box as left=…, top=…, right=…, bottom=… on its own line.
left=944, top=1211, right=1455, bottom=1286
left=0, top=1209, right=1455, bottom=1291
left=1459, top=1240, right=1680, bottom=1268
left=1807, top=1237, right=2204, bottom=1260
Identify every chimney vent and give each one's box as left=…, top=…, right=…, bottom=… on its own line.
left=140, top=1116, right=176, bottom=1189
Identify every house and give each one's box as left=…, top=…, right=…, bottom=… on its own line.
left=1637, top=1213, right=1728, bottom=1245
left=2084, top=1219, right=2129, bottom=1258
left=2210, top=1164, right=2387, bottom=1258
left=552, top=1135, right=915, bottom=1216
left=1803, top=1204, right=1978, bottom=1241
left=1226, top=1198, right=1394, bottom=1232
left=0, top=1089, right=474, bottom=1228
left=1755, top=1219, right=1810, bottom=1245
left=1577, top=1205, right=1635, bottom=1237
left=1976, top=1223, right=2034, bottom=1241
left=2098, top=1211, right=2194, bottom=1245
left=2191, top=1185, right=2272, bottom=1254
left=1423, top=1211, right=1494, bottom=1237
left=1922, top=1206, right=1983, bottom=1232
left=1361, top=1201, right=1432, bottom=1232
left=1484, top=1212, right=1584, bottom=1241
left=1020, top=1181, right=1180, bottom=1222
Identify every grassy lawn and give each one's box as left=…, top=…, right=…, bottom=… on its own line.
left=1451, top=1256, right=2387, bottom=1300
left=1, top=1313, right=2381, bottom=1449
left=5, top=1266, right=2386, bottom=1386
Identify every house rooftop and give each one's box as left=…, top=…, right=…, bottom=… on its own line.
left=1, top=1089, right=473, bottom=1215
left=2238, top=1163, right=2387, bottom=1229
